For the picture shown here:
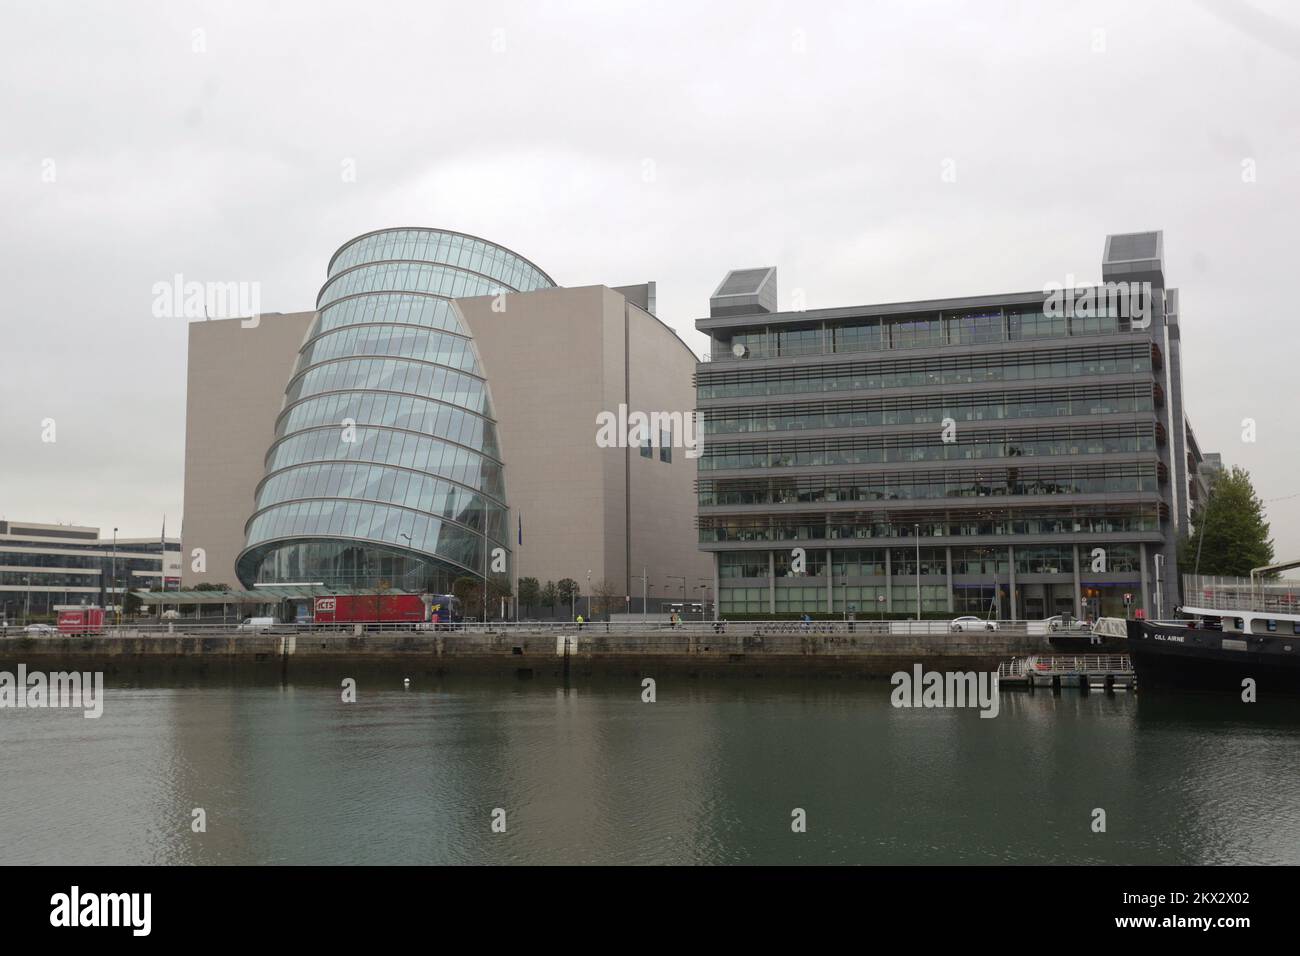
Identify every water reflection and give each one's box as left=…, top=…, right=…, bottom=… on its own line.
left=1, top=672, right=1298, bottom=865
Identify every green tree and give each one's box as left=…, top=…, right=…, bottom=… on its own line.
left=1179, top=465, right=1274, bottom=578
left=452, top=576, right=481, bottom=618
left=194, top=582, right=231, bottom=592
left=556, top=578, right=580, bottom=617
left=540, top=580, right=558, bottom=616
left=485, top=577, right=512, bottom=619
left=122, top=590, right=143, bottom=617
left=517, top=577, right=541, bottom=616
left=591, top=578, right=621, bottom=618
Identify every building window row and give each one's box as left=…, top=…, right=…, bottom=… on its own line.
left=713, top=305, right=1149, bottom=361
left=319, top=261, right=511, bottom=309
left=699, top=505, right=1161, bottom=543
left=697, top=344, right=1150, bottom=400
left=699, top=423, right=1156, bottom=472
left=317, top=292, right=466, bottom=337
left=328, top=229, right=550, bottom=292
left=718, top=543, right=1142, bottom=580
left=287, top=358, right=487, bottom=415
left=257, top=462, right=506, bottom=534
left=264, top=427, right=505, bottom=499
left=700, top=384, right=1154, bottom=435
left=277, top=390, right=497, bottom=458
left=244, top=500, right=505, bottom=573
left=701, top=462, right=1160, bottom=506
left=298, top=324, right=479, bottom=375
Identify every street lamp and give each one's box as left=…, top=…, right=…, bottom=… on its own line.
left=111, top=527, right=119, bottom=625
left=914, top=523, right=921, bottom=622
left=666, top=575, right=686, bottom=619
left=694, top=581, right=711, bottom=622
left=586, top=569, right=592, bottom=621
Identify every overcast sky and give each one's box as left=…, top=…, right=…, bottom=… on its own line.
left=2, top=0, right=1299, bottom=557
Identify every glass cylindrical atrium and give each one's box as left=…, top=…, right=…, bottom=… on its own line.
left=235, top=228, right=554, bottom=592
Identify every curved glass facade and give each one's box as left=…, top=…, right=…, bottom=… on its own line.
left=236, top=228, right=554, bottom=592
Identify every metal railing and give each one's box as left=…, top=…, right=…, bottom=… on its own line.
left=0, top=618, right=1046, bottom=639
left=1021, top=654, right=1132, bottom=675
left=1182, top=574, right=1300, bottom=614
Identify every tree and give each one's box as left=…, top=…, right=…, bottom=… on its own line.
left=122, top=590, right=143, bottom=617
left=591, top=578, right=621, bottom=618
left=194, top=582, right=231, bottom=592
left=485, top=577, right=512, bottom=619
left=556, top=578, right=580, bottom=617
left=452, top=576, right=481, bottom=618
left=1179, top=465, right=1274, bottom=578
left=518, top=577, right=541, bottom=616
left=540, top=580, right=558, bottom=616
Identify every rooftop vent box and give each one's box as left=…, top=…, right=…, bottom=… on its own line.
left=1102, top=230, right=1165, bottom=286
left=710, top=267, right=777, bottom=317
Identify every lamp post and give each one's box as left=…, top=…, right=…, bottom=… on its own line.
left=586, top=569, right=592, bottom=621
left=695, top=581, right=711, bottom=622
left=666, top=575, right=686, bottom=619
left=111, top=527, right=118, bottom=625
left=1159, top=554, right=1170, bottom=621
left=914, top=523, right=921, bottom=621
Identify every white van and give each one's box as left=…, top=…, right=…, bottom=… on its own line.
left=237, top=616, right=276, bottom=632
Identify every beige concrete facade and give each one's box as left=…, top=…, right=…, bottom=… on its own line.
left=455, top=285, right=711, bottom=607
left=182, top=287, right=708, bottom=606
left=182, top=311, right=315, bottom=586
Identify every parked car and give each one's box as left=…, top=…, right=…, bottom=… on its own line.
left=950, top=615, right=999, bottom=632
left=236, top=616, right=276, bottom=632
left=1045, top=614, right=1090, bottom=632
left=23, top=623, right=58, bottom=634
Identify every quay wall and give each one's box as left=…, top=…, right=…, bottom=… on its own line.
left=0, top=628, right=1051, bottom=679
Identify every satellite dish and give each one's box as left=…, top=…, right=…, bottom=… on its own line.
left=731, top=342, right=748, bottom=358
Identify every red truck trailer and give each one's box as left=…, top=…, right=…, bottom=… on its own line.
left=57, top=607, right=106, bottom=635
left=312, top=594, right=426, bottom=625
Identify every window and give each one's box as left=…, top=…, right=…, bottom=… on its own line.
left=659, top=428, right=672, bottom=463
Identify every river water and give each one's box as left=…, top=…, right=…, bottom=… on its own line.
left=2, top=671, right=1298, bottom=865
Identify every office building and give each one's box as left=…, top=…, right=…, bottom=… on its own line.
left=695, top=231, right=1195, bottom=620
left=0, top=519, right=181, bottom=620
left=182, top=228, right=708, bottom=609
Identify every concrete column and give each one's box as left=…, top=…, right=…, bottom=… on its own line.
left=1072, top=544, right=1082, bottom=618
left=827, top=548, right=834, bottom=614
left=1139, top=542, right=1150, bottom=617
left=713, top=551, right=720, bottom=622
left=768, top=550, right=776, bottom=615
left=945, top=546, right=954, bottom=613
left=885, top=547, right=893, bottom=613
left=1008, top=545, right=1017, bottom=621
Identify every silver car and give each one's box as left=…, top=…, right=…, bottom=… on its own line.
left=1046, top=614, right=1090, bottom=632
left=950, top=616, right=999, bottom=632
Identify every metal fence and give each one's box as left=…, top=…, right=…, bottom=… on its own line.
left=1182, top=574, right=1300, bottom=614
left=0, top=618, right=1045, bottom=639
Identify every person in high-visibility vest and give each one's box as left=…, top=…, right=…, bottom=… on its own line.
left=576, top=613, right=584, bottom=630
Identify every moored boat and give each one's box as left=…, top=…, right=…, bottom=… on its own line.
left=1122, top=568, right=1300, bottom=696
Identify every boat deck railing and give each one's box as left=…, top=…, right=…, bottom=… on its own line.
left=1182, top=574, right=1300, bottom=614
left=1022, top=654, right=1132, bottom=675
